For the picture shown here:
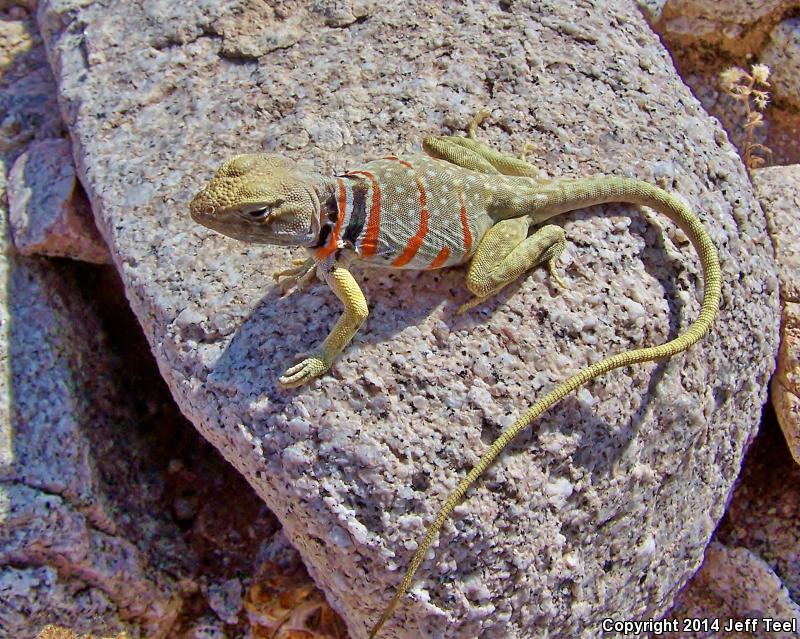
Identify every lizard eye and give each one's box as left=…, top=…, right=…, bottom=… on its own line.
left=243, top=206, right=270, bottom=220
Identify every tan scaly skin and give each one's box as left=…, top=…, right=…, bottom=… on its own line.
left=190, top=112, right=722, bottom=638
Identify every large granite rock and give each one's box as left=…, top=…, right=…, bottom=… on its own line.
left=0, top=186, right=179, bottom=636
left=37, top=1, right=780, bottom=637
left=752, top=166, right=800, bottom=465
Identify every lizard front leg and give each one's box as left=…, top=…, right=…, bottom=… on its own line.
left=278, top=257, right=368, bottom=388
left=273, top=256, right=317, bottom=296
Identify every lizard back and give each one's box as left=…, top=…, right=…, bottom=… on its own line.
left=314, top=155, right=496, bottom=269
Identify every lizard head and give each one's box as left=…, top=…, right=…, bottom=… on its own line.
left=190, top=154, right=322, bottom=246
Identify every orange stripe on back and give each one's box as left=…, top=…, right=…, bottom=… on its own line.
left=385, top=155, right=414, bottom=169
left=315, top=178, right=347, bottom=260
left=458, top=189, right=473, bottom=254
left=348, top=170, right=381, bottom=257
left=393, top=178, right=430, bottom=267
left=428, top=246, right=450, bottom=269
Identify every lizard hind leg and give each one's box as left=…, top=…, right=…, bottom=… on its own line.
left=423, top=111, right=542, bottom=178
left=458, top=219, right=567, bottom=315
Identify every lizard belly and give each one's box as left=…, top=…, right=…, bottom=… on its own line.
left=344, top=155, right=493, bottom=270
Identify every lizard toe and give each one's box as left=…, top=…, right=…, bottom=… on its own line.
left=278, top=355, right=329, bottom=387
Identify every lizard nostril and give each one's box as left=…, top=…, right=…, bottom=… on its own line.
left=189, top=192, right=214, bottom=219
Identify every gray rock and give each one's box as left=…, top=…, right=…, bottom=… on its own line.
left=666, top=542, right=800, bottom=639
left=752, top=166, right=800, bottom=303
left=0, top=199, right=179, bottom=636
left=207, top=578, right=243, bottom=625
left=37, top=1, right=780, bottom=637
left=0, top=9, right=176, bottom=636
left=0, top=565, right=125, bottom=638
left=0, top=7, right=64, bottom=166
left=758, top=18, right=800, bottom=111
left=751, top=166, right=800, bottom=465
left=7, top=138, right=110, bottom=263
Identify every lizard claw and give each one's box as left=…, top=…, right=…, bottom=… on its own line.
left=547, top=259, right=568, bottom=289
left=278, top=354, right=330, bottom=388
left=518, top=140, right=536, bottom=161
left=273, top=258, right=317, bottom=296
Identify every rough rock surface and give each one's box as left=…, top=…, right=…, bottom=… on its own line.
left=38, top=1, right=779, bottom=637
left=2, top=7, right=313, bottom=639
left=8, top=138, right=111, bottom=263
left=0, top=6, right=178, bottom=636
left=644, top=0, right=800, bottom=166
left=664, top=412, right=800, bottom=636
left=751, top=165, right=800, bottom=465
left=0, top=194, right=179, bottom=636
left=647, top=0, right=797, bottom=59
left=760, top=17, right=800, bottom=111
left=665, top=542, right=800, bottom=639
left=0, top=3, right=63, bottom=161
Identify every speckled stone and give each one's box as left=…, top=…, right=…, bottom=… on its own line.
left=649, top=0, right=792, bottom=58
left=38, top=1, right=779, bottom=637
left=751, top=165, right=800, bottom=465
left=760, top=18, right=800, bottom=111
left=665, top=542, right=800, bottom=639
left=207, top=578, right=243, bottom=624
left=1, top=566, right=121, bottom=639
left=0, top=7, right=176, bottom=635
left=0, top=208, right=179, bottom=636
left=7, top=138, right=110, bottom=263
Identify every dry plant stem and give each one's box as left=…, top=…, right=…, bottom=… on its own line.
left=720, top=65, right=772, bottom=171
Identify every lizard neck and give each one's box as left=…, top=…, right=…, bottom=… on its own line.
left=306, top=174, right=339, bottom=248
left=314, top=175, right=338, bottom=220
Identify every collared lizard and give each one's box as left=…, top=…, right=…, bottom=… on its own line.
left=189, top=111, right=722, bottom=638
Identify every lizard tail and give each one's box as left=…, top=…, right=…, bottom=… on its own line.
left=368, top=177, right=722, bottom=638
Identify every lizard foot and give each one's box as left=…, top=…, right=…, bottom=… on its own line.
left=278, top=353, right=330, bottom=388
left=456, top=295, right=489, bottom=315
left=519, top=140, right=536, bottom=161
left=467, top=109, right=492, bottom=139
left=273, top=258, right=317, bottom=297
